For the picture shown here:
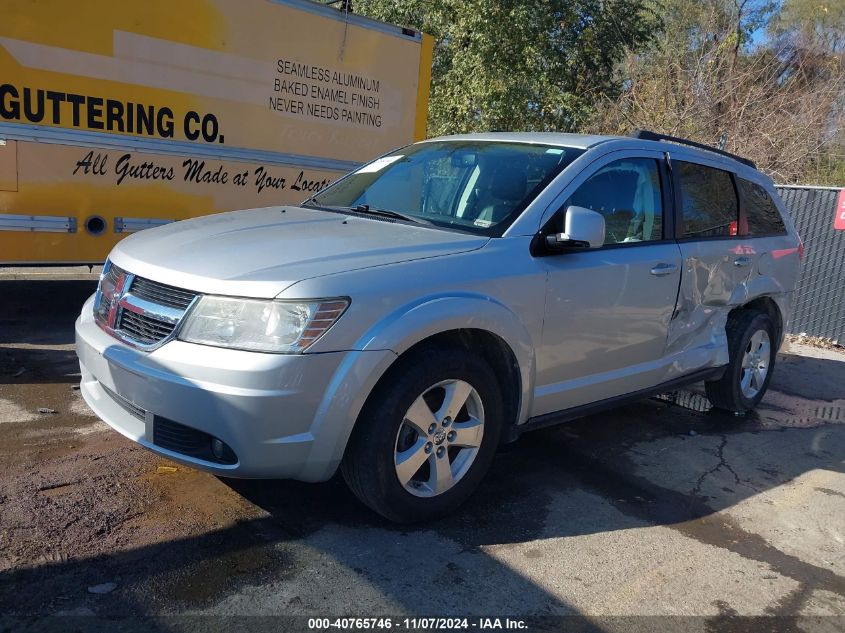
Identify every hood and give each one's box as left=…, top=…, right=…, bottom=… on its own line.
left=110, top=206, right=487, bottom=298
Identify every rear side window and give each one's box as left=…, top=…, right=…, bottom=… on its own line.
left=677, top=161, right=738, bottom=238
left=737, top=178, right=787, bottom=236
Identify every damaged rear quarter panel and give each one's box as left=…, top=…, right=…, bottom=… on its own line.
left=667, top=240, right=754, bottom=373
left=668, top=235, right=801, bottom=375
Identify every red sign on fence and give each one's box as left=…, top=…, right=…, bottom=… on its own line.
left=836, top=189, right=845, bottom=230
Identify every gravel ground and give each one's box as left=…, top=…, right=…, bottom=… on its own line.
left=0, top=280, right=843, bottom=629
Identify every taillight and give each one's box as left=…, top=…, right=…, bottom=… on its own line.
left=798, top=237, right=805, bottom=260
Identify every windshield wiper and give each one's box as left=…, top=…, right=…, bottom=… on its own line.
left=347, top=204, right=424, bottom=223
left=305, top=202, right=427, bottom=224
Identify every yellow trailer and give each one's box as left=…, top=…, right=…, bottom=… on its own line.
left=0, top=0, right=433, bottom=264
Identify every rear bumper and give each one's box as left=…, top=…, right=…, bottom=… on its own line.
left=75, top=295, right=396, bottom=480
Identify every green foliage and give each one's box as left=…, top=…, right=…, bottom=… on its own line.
left=353, top=0, right=844, bottom=185
left=805, top=152, right=845, bottom=186
left=591, top=0, right=845, bottom=185
left=770, top=0, right=845, bottom=53
left=355, top=0, right=660, bottom=135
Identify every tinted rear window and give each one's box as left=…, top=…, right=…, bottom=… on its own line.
left=677, top=161, right=738, bottom=238
left=737, top=178, right=787, bottom=236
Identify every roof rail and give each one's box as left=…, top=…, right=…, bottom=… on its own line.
left=628, top=129, right=757, bottom=169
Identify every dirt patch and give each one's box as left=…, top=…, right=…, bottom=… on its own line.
left=0, top=281, right=268, bottom=613
left=0, top=418, right=268, bottom=613
left=786, top=334, right=843, bottom=351
left=0, top=398, right=38, bottom=424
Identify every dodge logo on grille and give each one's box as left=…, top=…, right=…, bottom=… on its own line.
left=106, top=270, right=130, bottom=328
left=94, top=263, right=134, bottom=332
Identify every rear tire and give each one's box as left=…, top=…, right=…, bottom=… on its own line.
left=705, top=309, right=777, bottom=413
left=341, top=345, right=503, bottom=523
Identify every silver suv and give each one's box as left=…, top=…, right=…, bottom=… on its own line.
left=75, top=131, right=802, bottom=522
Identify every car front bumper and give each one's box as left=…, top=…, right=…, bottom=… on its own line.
left=75, top=295, right=395, bottom=481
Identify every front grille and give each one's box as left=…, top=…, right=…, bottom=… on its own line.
left=118, top=310, right=177, bottom=345
left=108, top=273, right=199, bottom=348
left=101, top=384, right=146, bottom=421
left=105, top=263, right=125, bottom=284
left=130, top=276, right=198, bottom=310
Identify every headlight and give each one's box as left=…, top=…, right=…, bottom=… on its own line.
left=178, top=296, right=348, bottom=353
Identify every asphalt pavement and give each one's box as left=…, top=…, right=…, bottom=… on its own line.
left=0, top=279, right=842, bottom=630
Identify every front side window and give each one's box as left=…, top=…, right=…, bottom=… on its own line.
left=559, top=157, right=664, bottom=245
left=308, top=141, right=584, bottom=236
left=677, top=161, right=738, bottom=238
left=737, top=178, right=787, bottom=236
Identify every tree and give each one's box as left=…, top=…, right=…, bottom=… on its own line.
left=592, top=0, right=845, bottom=184
left=355, top=0, right=661, bottom=136
left=770, top=0, right=845, bottom=183
left=770, top=0, right=845, bottom=54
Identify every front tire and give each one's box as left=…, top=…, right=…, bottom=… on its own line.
left=705, top=309, right=777, bottom=413
left=341, top=345, right=504, bottom=523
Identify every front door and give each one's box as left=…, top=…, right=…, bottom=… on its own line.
left=532, top=152, right=682, bottom=415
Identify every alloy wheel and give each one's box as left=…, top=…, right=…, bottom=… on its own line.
left=740, top=329, right=771, bottom=399
left=393, top=379, right=485, bottom=497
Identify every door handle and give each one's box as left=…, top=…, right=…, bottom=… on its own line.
left=734, top=256, right=752, bottom=267
left=650, top=263, right=678, bottom=276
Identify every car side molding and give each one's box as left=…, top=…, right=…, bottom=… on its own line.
left=507, top=366, right=727, bottom=442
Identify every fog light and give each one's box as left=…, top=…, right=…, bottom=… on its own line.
left=211, top=438, right=226, bottom=460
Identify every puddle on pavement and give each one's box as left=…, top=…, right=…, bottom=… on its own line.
left=654, top=389, right=845, bottom=430
left=674, top=513, right=845, bottom=617
left=161, top=541, right=298, bottom=605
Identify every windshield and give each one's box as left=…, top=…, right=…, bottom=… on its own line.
left=308, top=141, right=584, bottom=236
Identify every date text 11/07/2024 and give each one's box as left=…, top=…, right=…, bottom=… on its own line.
left=307, top=618, right=529, bottom=630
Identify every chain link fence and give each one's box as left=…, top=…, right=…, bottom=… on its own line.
left=776, top=185, right=845, bottom=343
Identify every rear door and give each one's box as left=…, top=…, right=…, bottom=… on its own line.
left=532, top=150, right=683, bottom=415
left=663, top=158, right=751, bottom=374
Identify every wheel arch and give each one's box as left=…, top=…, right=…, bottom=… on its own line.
left=388, top=328, right=523, bottom=441
left=301, top=296, right=536, bottom=482
left=357, top=294, right=535, bottom=430
left=730, top=294, right=784, bottom=348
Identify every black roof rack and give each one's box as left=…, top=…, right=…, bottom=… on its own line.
left=628, top=129, right=757, bottom=169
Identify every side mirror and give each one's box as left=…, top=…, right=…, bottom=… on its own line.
left=545, top=206, right=605, bottom=251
